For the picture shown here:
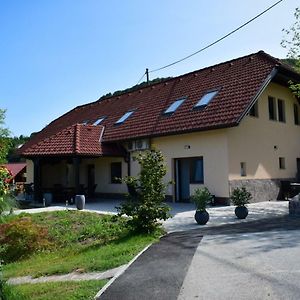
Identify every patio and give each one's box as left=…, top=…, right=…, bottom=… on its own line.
left=14, top=199, right=289, bottom=233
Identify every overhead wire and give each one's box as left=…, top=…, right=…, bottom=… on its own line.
left=148, top=0, right=285, bottom=73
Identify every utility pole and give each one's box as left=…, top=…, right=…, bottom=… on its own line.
left=146, top=68, right=149, bottom=85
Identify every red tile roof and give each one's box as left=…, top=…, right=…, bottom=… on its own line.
left=1, top=163, right=26, bottom=179
left=20, top=51, right=299, bottom=157
left=21, top=124, right=125, bottom=157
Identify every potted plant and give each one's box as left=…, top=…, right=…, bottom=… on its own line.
left=191, top=187, right=212, bottom=225
left=230, top=186, right=252, bottom=219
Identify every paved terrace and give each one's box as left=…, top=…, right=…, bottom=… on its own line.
left=14, top=200, right=289, bottom=233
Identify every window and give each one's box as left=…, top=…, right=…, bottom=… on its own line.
left=190, top=158, right=204, bottom=183
left=82, top=120, right=89, bottom=125
left=164, top=98, right=185, bottom=114
left=115, top=111, right=134, bottom=124
left=194, top=90, right=218, bottom=108
left=294, top=104, right=299, bottom=125
left=93, top=117, right=105, bottom=125
left=279, top=157, right=285, bottom=170
left=111, top=162, right=122, bottom=183
left=249, top=102, right=258, bottom=117
left=268, top=96, right=276, bottom=121
left=277, top=99, right=285, bottom=122
left=240, top=162, right=247, bottom=177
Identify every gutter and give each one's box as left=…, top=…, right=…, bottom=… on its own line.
left=236, top=67, right=278, bottom=124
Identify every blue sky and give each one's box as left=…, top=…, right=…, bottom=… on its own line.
left=0, top=0, right=299, bottom=137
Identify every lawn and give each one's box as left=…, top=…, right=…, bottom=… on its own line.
left=0, top=210, right=162, bottom=299
left=2, top=280, right=108, bottom=300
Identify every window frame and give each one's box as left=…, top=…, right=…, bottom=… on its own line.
left=189, top=157, right=204, bottom=184
left=249, top=102, right=259, bottom=118
left=110, top=162, right=122, bottom=184
left=268, top=96, right=277, bottom=121
left=240, top=162, right=247, bottom=177
left=164, top=97, right=186, bottom=115
left=279, top=157, right=286, bottom=170
left=277, top=99, right=286, bottom=123
left=93, top=116, right=106, bottom=125
left=194, top=89, right=219, bottom=109
left=294, top=103, right=299, bottom=125
left=115, top=110, right=134, bottom=125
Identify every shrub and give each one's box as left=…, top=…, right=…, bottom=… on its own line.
left=191, top=187, right=212, bottom=211
left=0, top=166, right=16, bottom=219
left=0, top=217, right=53, bottom=263
left=118, top=149, right=171, bottom=233
left=230, top=186, right=252, bottom=207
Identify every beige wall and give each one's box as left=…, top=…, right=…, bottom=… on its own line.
left=228, top=82, right=300, bottom=180
left=152, top=130, right=229, bottom=199
left=80, top=157, right=127, bottom=194
left=26, top=159, right=34, bottom=183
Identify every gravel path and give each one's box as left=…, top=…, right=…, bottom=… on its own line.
left=7, top=265, right=127, bottom=285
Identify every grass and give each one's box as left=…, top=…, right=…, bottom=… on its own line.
left=1, top=210, right=162, bottom=278
left=3, top=280, right=108, bottom=300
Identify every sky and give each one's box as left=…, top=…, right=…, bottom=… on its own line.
left=0, top=0, right=299, bottom=137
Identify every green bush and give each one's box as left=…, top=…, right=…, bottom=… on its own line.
left=118, top=149, right=171, bottom=233
left=230, top=186, right=252, bottom=207
left=0, top=217, right=53, bottom=263
left=191, top=187, right=212, bottom=211
left=0, top=166, right=17, bottom=219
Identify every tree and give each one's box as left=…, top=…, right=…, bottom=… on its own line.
left=281, top=7, right=300, bottom=97
left=118, top=149, right=171, bottom=233
left=0, top=109, right=11, bottom=164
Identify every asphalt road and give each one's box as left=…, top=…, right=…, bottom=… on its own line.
left=99, top=215, right=300, bottom=300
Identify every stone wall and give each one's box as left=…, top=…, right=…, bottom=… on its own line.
left=229, top=178, right=294, bottom=203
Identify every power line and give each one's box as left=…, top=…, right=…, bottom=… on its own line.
left=136, top=71, right=146, bottom=85
left=149, top=0, right=284, bottom=73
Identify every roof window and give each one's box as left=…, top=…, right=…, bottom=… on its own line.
left=82, top=120, right=89, bottom=125
left=115, top=111, right=134, bottom=124
left=93, top=117, right=106, bottom=125
left=194, top=90, right=218, bottom=108
left=164, top=98, right=186, bottom=114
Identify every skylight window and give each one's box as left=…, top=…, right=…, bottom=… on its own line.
left=194, top=90, right=218, bottom=108
left=82, top=120, right=89, bottom=125
left=164, top=98, right=186, bottom=114
left=115, top=111, right=134, bottom=124
left=93, top=117, right=105, bottom=125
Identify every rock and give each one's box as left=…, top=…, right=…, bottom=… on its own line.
left=289, top=195, right=300, bottom=216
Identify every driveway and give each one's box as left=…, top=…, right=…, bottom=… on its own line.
left=14, top=200, right=299, bottom=299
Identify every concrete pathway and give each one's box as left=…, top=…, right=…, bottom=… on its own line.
left=7, top=265, right=126, bottom=285
left=98, top=214, right=300, bottom=300
left=14, top=200, right=289, bottom=233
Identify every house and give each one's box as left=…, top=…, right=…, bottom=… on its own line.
left=20, top=51, right=300, bottom=203
left=1, top=163, right=26, bottom=184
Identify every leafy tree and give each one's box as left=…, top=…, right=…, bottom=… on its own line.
left=118, top=149, right=171, bottom=233
left=0, top=109, right=11, bottom=164
left=281, top=7, right=300, bottom=97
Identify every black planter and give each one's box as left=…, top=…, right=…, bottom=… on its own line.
left=194, top=210, right=209, bottom=225
left=235, top=206, right=248, bottom=219
left=75, top=195, right=85, bottom=210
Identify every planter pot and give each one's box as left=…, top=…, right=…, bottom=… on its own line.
left=194, top=210, right=209, bottom=225
left=235, top=206, right=248, bottom=219
left=75, top=195, right=85, bottom=210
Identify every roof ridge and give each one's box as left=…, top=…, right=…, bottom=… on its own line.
left=73, top=50, right=278, bottom=111
left=74, top=124, right=81, bottom=155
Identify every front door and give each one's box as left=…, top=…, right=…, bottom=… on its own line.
left=175, top=157, right=204, bottom=202
left=175, top=158, right=190, bottom=202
